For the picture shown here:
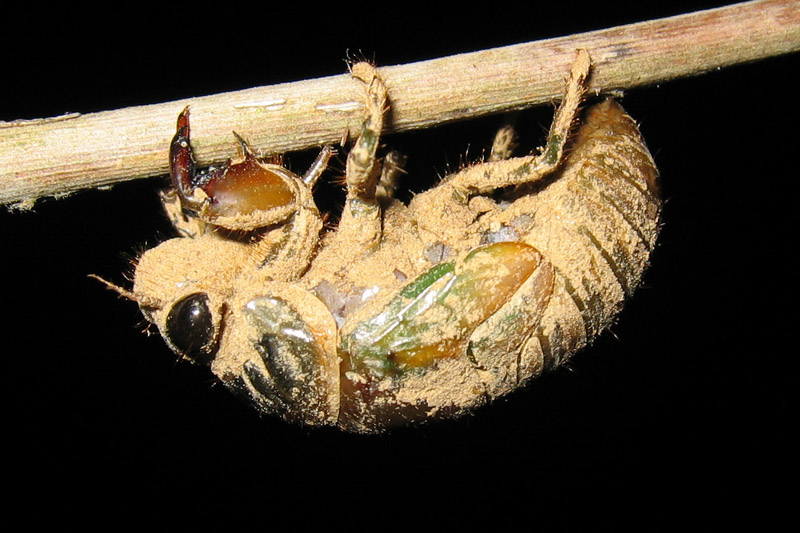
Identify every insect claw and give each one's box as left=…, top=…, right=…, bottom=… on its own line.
left=170, top=106, right=197, bottom=197
left=232, top=131, right=258, bottom=161
left=178, top=104, right=190, bottom=124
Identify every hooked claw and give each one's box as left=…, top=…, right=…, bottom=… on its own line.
left=169, top=106, right=197, bottom=201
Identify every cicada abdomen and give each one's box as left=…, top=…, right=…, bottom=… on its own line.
left=510, top=98, right=660, bottom=373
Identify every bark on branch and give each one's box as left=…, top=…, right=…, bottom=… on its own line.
left=1, top=0, right=798, bottom=208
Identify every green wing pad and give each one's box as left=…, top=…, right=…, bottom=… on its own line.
left=341, top=242, right=542, bottom=377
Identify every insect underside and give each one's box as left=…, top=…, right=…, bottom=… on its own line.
left=124, top=51, right=660, bottom=432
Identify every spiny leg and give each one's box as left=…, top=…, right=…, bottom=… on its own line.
left=345, top=62, right=387, bottom=200
left=332, top=62, right=389, bottom=253
left=449, top=49, right=591, bottom=195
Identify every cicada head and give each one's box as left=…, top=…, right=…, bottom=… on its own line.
left=131, top=236, right=251, bottom=364
left=132, top=238, right=341, bottom=425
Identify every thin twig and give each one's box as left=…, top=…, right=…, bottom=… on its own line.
left=1, top=0, right=798, bottom=208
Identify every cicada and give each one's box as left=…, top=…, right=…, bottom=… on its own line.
left=104, top=51, right=660, bottom=432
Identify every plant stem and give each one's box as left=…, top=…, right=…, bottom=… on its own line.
left=1, top=0, right=798, bottom=208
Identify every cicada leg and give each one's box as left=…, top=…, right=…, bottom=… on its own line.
left=448, top=49, right=591, bottom=195
left=161, top=105, right=333, bottom=280
left=328, top=62, right=388, bottom=255
left=213, top=279, right=341, bottom=426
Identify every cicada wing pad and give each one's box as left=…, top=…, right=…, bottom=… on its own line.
left=338, top=241, right=554, bottom=429
left=466, top=252, right=555, bottom=396
left=213, top=281, right=340, bottom=426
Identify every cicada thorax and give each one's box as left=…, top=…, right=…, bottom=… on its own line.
left=333, top=98, right=660, bottom=432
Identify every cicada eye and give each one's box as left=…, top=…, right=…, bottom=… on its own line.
left=165, top=293, right=217, bottom=364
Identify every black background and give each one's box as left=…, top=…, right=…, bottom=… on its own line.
left=3, top=2, right=796, bottom=527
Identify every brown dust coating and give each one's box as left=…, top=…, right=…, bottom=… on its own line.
left=130, top=53, right=660, bottom=432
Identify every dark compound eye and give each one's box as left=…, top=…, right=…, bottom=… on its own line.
left=165, top=293, right=216, bottom=364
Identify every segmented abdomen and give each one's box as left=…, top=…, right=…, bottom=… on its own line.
left=521, top=99, right=660, bottom=370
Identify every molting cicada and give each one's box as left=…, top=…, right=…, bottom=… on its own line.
left=103, top=51, right=660, bottom=432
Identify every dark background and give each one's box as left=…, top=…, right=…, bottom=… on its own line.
left=3, top=2, right=796, bottom=526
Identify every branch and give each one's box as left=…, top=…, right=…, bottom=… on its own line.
left=2, top=0, right=798, bottom=208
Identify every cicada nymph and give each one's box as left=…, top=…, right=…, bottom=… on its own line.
left=114, top=51, right=660, bottom=432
